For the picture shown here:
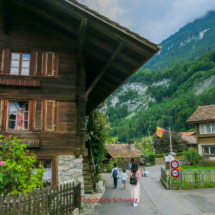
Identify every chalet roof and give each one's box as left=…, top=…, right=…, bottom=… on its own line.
left=180, top=134, right=197, bottom=144
left=180, top=132, right=195, bottom=136
left=10, top=0, right=160, bottom=114
left=186, top=105, right=215, bottom=123
left=106, top=144, right=142, bottom=158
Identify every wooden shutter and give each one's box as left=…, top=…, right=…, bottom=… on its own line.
left=45, top=101, right=56, bottom=131
left=36, top=52, right=44, bottom=76
left=3, top=49, right=10, bottom=74
left=34, top=101, right=43, bottom=130
left=56, top=102, right=76, bottom=132
left=46, top=52, right=55, bottom=76
left=0, top=50, right=5, bottom=74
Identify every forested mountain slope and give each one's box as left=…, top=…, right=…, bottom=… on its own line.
left=104, top=49, right=215, bottom=142
left=145, top=11, right=215, bottom=71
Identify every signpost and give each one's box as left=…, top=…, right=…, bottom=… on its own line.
left=170, top=160, right=180, bottom=189
left=171, top=160, right=179, bottom=169
left=171, top=169, right=179, bottom=177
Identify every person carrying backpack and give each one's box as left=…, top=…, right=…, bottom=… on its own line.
left=128, top=158, right=134, bottom=170
left=111, top=163, right=119, bottom=189
left=139, top=155, right=146, bottom=177
left=129, top=162, right=141, bottom=206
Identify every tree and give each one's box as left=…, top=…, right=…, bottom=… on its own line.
left=0, top=135, right=44, bottom=194
left=153, top=130, right=187, bottom=153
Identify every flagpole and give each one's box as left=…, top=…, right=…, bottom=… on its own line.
left=169, top=128, right=172, bottom=152
left=148, top=129, right=155, bottom=153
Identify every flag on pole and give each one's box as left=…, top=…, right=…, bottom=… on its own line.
left=155, top=127, right=165, bottom=138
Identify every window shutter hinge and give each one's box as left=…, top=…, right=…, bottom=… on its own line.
left=53, top=124, right=56, bottom=127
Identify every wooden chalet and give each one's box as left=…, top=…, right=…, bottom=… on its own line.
left=187, top=105, right=215, bottom=158
left=0, top=0, right=161, bottom=188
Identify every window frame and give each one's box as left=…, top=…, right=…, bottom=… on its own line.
left=35, top=156, right=57, bottom=187
left=10, top=52, right=31, bottom=76
left=203, top=146, right=215, bottom=155
left=199, top=123, right=215, bottom=134
left=6, top=100, right=30, bottom=132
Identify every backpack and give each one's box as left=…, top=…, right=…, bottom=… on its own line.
left=130, top=172, right=137, bottom=185
left=140, top=158, right=145, bottom=165
left=113, top=169, right=118, bottom=178
left=128, top=162, right=132, bottom=170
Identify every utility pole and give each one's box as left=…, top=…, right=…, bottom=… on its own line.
left=169, top=127, right=172, bottom=152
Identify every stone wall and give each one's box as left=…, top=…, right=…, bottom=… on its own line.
left=58, top=155, right=84, bottom=208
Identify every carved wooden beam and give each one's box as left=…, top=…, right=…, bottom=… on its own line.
left=86, top=41, right=125, bottom=95
left=0, top=78, right=40, bottom=87
left=77, top=18, right=87, bottom=63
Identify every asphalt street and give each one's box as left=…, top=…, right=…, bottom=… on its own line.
left=91, top=165, right=215, bottom=215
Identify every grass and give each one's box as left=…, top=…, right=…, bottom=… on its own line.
left=181, top=165, right=215, bottom=170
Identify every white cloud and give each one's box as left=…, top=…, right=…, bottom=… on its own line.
left=78, top=0, right=215, bottom=43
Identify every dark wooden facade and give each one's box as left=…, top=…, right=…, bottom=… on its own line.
left=0, top=0, right=160, bottom=185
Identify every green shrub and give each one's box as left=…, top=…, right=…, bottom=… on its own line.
left=95, top=174, right=104, bottom=183
left=0, top=135, right=44, bottom=195
left=176, top=152, right=183, bottom=156
left=106, top=160, right=115, bottom=173
left=183, top=149, right=202, bottom=165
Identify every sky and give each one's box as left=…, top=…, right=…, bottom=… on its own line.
left=78, top=0, right=215, bottom=44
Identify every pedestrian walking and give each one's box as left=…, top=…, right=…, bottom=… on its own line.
left=128, top=158, right=134, bottom=170
left=129, top=162, right=141, bottom=206
left=139, top=155, right=146, bottom=177
left=111, top=163, right=119, bottom=189
left=119, top=169, right=128, bottom=189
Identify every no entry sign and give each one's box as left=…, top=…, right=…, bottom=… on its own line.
left=171, top=160, right=180, bottom=169
left=171, top=169, right=179, bottom=177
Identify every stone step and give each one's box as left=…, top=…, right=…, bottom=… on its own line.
left=84, top=184, right=94, bottom=189
left=83, top=167, right=91, bottom=171
left=83, top=175, right=93, bottom=179
left=84, top=189, right=95, bottom=194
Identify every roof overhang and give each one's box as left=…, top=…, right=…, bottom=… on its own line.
left=6, top=0, right=161, bottom=113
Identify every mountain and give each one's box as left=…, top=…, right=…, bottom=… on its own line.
left=102, top=11, right=215, bottom=142
left=145, top=11, right=215, bottom=71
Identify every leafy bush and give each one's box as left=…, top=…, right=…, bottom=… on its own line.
left=199, top=160, right=215, bottom=167
left=86, top=112, right=110, bottom=167
left=95, top=174, right=104, bottom=183
left=106, top=160, right=115, bottom=173
left=183, top=149, right=202, bottom=165
left=0, top=135, right=44, bottom=194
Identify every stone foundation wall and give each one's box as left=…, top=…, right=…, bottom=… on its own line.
left=58, top=155, right=84, bottom=208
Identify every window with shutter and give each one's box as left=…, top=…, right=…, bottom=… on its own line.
left=0, top=50, right=5, bottom=73
left=36, top=52, right=44, bottom=76
left=34, top=101, right=43, bottom=130
left=45, top=101, right=55, bottom=131
left=57, top=102, right=76, bottom=132
left=46, top=52, right=55, bottom=76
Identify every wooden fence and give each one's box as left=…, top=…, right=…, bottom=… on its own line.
left=181, top=170, right=215, bottom=188
left=0, top=182, right=81, bottom=215
left=160, top=168, right=215, bottom=189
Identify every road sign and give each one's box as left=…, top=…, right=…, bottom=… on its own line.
left=171, top=160, right=180, bottom=169
left=171, top=169, right=179, bottom=177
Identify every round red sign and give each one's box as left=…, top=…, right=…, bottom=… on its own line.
left=171, top=160, right=180, bottom=169
left=171, top=169, right=179, bottom=177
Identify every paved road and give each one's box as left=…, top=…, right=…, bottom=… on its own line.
left=91, top=165, right=215, bottom=215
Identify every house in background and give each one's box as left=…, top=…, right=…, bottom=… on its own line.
left=0, top=0, right=160, bottom=193
left=180, top=132, right=197, bottom=150
left=187, top=105, right=215, bottom=159
left=105, top=142, right=142, bottom=160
